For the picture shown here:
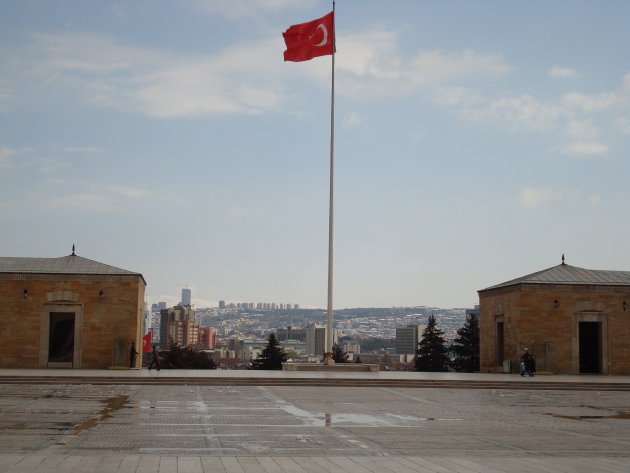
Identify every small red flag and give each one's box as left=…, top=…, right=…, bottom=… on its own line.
left=283, top=12, right=334, bottom=62
left=142, top=332, right=152, bottom=353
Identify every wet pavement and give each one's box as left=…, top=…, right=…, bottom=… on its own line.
left=0, top=379, right=629, bottom=472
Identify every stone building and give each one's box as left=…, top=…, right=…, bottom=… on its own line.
left=0, top=251, right=146, bottom=369
left=478, top=260, right=630, bottom=375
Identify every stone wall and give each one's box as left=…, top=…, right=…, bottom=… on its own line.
left=479, top=284, right=630, bottom=375
left=0, top=274, right=145, bottom=369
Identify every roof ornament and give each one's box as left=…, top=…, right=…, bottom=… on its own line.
left=71, top=244, right=76, bottom=256
left=562, top=253, right=565, bottom=265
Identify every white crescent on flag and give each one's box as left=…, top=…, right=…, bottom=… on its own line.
left=314, top=24, right=328, bottom=47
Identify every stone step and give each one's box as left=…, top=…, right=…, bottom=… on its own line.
left=0, top=375, right=628, bottom=391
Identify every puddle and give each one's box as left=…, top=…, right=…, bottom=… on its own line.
left=548, top=411, right=630, bottom=421
left=73, top=395, right=129, bottom=433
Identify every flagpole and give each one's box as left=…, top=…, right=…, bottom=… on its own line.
left=324, top=0, right=336, bottom=364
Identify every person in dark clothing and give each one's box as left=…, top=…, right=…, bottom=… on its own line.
left=148, top=345, right=161, bottom=371
left=521, top=348, right=534, bottom=377
left=129, top=342, right=139, bottom=368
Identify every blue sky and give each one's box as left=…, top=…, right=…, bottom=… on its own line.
left=1, top=0, right=629, bottom=309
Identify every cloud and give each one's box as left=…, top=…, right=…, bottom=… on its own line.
left=104, top=185, right=153, bottom=198
left=188, top=0, right=317, bottom=18
left=18, top=32, right=287, bottom=118
left=548, top=65, right=578, bottom=79
left=562, top=92, right=617, bottom=112
left=457, top=94, right=563, bottom=132
left=46, top=193, right=116, bottom=212
left=63, top=146, right=104, bottom=153
left=519, top=187, right=557, bottom=208
left=560, top=142, right=609, bottom=156
left=615, top=117, right=630, bottom=134
left=0, top=147, right=15, bottom=167
left=335, top=32, right=510, bottom=99
left=518, top=187, right=602, bottom=208
left=343, top=111, right=367, bottom=128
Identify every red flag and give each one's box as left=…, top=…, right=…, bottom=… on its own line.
left=283, top=12, right=334, bottom=62
left=142, top=332, right=152, bottom=353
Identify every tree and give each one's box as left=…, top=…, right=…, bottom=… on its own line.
left=250, top=334, right=288, bottom=370
left=415, top=315, right=449, bottom=372
left=160, top=337, right=217, bottom=369
left=331, top=343, right=349, bottom=363
left=450, top=313, right=480, bottom=373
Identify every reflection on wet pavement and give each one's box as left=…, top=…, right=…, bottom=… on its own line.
left=0, top=384, right=629, bottom=457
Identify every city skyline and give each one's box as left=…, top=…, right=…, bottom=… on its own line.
left=1, top=1, right=629, bottom=309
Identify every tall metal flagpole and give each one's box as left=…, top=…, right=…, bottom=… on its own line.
left=324, top=0, right=336, bottom=364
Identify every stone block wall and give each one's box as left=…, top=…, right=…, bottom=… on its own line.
left=480, top=284, right=630, bottom=375
left=0, top=275, right=145, bottom=369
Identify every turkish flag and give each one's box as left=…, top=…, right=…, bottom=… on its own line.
left=283, top=12, right=334, bottom=62
left=142, top=332, right=152, bottom=353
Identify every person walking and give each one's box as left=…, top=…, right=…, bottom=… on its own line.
left=148, top=344, right=161, bottom=371
left=521, top=348, right=534, bottom=377
left=129, top=342, right=139, bottom=368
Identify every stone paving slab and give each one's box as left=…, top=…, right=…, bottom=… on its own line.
left=3, top=455, right=630, bottom=472
left=0, top=383, right=629, bottom=471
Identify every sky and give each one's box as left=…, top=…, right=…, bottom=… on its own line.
left=1, top=1, right=629, bottom=310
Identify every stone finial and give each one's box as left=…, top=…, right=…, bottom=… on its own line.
left=562, top=253, right=565, bottom=265
left=72, top=244, right=76, bottom=256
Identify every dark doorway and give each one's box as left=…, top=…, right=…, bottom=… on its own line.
left=49, top=312, right=75, bottom=363
left=496, top=321, right=504, bottom=365
left=579, top=321, right=601, bottom=374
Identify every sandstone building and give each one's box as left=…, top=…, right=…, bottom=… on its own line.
left=0, top=251, right=146, bottom=369
left=478, top=260, right=630, bottom=375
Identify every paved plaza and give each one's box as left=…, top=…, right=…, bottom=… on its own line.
left=0, top=372, right=629, bottom=472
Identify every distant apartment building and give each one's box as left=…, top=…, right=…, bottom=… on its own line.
left=181, top=288, right=192, bottom=307
left=395, top=324, right=425, bottom=355
left=276, top=325, right=306, bottom=342
left=198, top=327, right=217, bottom=349
left=160, top=305, right=197, bottom=348
left=218, top=300, right=226, bottom=309
left=466, top=305, right=480, bottom=319
left=305, top=322, right=338, bottom=356
left=166, top=320, right=198, bottom=347
left=341, top=340, right=361, bottom=356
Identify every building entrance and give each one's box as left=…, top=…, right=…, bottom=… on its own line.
left=48, top=312, right=75, bottom=364
left=579, top=321, right=601, bottom=374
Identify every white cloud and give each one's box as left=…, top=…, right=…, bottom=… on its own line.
left=104, top=185, right=152, bottom=198
left=615, top=117, right=630, bottom=134
left=548, top=65, right=578, bottom=79
left=519, top=187, right=556, bottom=208
left=561, top=142, right=609, bottom=156
left=563, top=119, right=600, bottom=139
left=519, top=187, right=603, bottom=208
left=343, top=111, right=367, bottom=128
left=335, top=32, right=510, bottom=99
left=431, top=86, right=484, bottom=107
left=0, top=147, right=15, bottom=167
left=458, top=94, right=563, bottom=132
left=562, top=92, right=617, bottom=112
left=188, top=0, right=316, bottom=18
left=63, top=146, right=104, bottom=153
left=46, top=194, right=116, bottom=212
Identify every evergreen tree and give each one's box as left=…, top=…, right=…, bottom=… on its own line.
left=415, top=315, right=449, bottom=372
left=331, top=343, right=349, bottom=363
left=250, top=333, right=288, bottom=370
left=450, top=313, right=480, bottom=373
left=160, top=337, right=217, bottom=369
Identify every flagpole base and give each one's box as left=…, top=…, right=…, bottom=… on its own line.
left=323, top=352, right=335, bottom=365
